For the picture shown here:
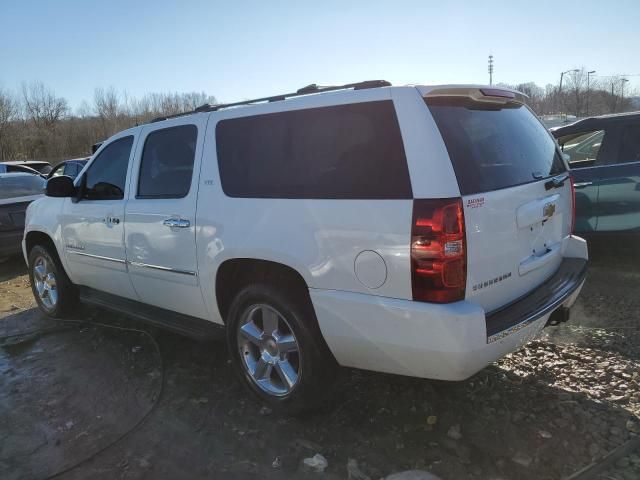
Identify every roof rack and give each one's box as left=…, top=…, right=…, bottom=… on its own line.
left=150, top=80, right=391, bottom=123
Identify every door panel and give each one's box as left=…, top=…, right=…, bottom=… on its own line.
left=571, top=167, right=600, bottom=232
left=62, top=135, right=138, bottom=299
left=125, top=119, right=209, bottom=319
left=596, top=124, right=640, bottom=232
left=559, top=127, right=615, bottom=234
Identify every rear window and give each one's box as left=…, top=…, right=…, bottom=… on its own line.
left=0, top=175, right=45, bottom=200
left=426, top=98, right=565, bottom=195
left=216, top=101, right=412, bottom=199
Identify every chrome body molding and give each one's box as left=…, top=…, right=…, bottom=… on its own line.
left=67, top=250, right=126, bottom=264
left=127, top=260, right=198, bottom=276
left=66, top=250, right=196, bottom=276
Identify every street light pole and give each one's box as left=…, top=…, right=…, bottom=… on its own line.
left=587, top=70, right=596, bottom=116
left=559, top=69, right=579, bottom=114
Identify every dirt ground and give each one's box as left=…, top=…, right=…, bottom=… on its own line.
left=1, top=245, right=639, bottom=480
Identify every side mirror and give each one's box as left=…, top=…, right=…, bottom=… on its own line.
left=46, top=175, right=76, bottom=198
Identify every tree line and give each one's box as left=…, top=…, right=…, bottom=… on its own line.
left=0, top=82, right=216, bottom=163
left=0, top=69, right=637, bottom=164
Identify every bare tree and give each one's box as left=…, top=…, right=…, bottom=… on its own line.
left=564, top=68, right=588, bottom=117
left=0, top=88, right=19, bottom=161
left=94, top=86, right=122, bottom=137
left=21, top=81, right=68, bottom=129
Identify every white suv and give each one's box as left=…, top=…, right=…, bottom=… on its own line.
left=23, top=81, right=588, bottom=412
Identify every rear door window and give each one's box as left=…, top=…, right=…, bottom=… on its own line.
left=426, top=98, right=565, bottom=195
left=137, top=125, right=197, bottom=198
left=216, top=101, right=412, bottom=199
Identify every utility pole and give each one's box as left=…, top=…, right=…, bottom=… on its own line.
left=621, top=78, right=629, bottom=111
left=587, top=70, right=596, bottom=116
left=488, top=55, right=494, bottom=85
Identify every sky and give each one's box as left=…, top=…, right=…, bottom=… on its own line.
left=1, top=0, right=639, bottom=110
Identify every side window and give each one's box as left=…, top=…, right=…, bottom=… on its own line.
left=83, top=136, right=133, bottom=200
left=216, top=101, right=412, bottom=199
left=49, top=164, right=65, bottom=178
left=63, top=162, right=78, bottom=177
left=137, top=125, right=197, bottom=198
left=615, top=124, right=640, bottom=164
left=557, top=130, right=605, bottom=169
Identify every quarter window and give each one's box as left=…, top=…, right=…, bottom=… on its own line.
left=138, top=125, right=197, bottom=198
left=215, top=101, right=412, bottom=199
left=83, top=136, right=133, bottom=200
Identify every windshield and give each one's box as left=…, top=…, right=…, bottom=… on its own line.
left=426, top=98, right=566, bottom=195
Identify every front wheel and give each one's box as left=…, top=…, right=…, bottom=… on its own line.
left=28, top=244, right=77, bottom=318
left=226, top=284, right=338, bottom=414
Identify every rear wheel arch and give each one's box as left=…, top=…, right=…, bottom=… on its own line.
left=215, top=258, right=312, bottom=324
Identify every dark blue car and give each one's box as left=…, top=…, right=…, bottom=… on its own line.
left=552, top=112, right=640, bottom=233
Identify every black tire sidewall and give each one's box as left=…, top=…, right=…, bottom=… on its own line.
left=226, top=284, right=335, bottom=413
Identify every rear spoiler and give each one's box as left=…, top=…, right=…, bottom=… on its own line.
left=424, top=87, right=528, bottom=106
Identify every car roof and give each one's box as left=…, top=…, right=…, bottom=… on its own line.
left=3, top=160, right=51, bottom=165
left=551, top=111, right=640, bottom=136
left=0, top=171, right=42, bottom=179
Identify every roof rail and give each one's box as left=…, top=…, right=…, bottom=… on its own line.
left=150, top=80, right=391, bottom=123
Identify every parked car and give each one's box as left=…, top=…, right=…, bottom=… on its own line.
left=552, top=112, right=640, bottom=233
left=0, top=172, right=45, bottom=261
left=1, top=160, right=52, bottom=176
left=23, top=81, right=588, bottom=412
left=0, top=162, right=46, bottom=177
left=47, top=158, right=89, bottom=180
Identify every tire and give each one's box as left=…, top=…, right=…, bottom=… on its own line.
left=226, top=283, right=338, bottom=414
left=28, top=244, right=77, bottom=318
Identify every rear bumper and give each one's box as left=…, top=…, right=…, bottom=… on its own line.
left=311, top=236, right=588, bottom=381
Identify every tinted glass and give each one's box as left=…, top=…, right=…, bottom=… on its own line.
left=426, top=98, right=565, bottom=195
left=216, top=101, right=412, bottom=199
left=617, top=124, right=640, bottom=164
left=84, top=136, right=133, bottom=200
left=0, top=175, right=45, bottom=200
left=557, top=130, right=605, bottom=168
left=63, top=162, right=79, bottom=177
left=138, top=125, right=197, bottom=198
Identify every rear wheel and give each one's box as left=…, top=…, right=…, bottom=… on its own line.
left=226, top=284, right=338, bottom=414
left=28, top=244, right=77, bottom=318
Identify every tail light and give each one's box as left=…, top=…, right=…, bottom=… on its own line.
left=569, top=176, right=576, bottom=234
left=411, top=198, right=466, bottom=303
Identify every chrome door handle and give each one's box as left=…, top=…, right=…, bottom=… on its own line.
left=163, top=218, right=190, bottom=228
left=573, top=182, right=593, bottom=189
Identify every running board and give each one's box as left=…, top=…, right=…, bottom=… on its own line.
left=78, top=287, right=224, bottom=341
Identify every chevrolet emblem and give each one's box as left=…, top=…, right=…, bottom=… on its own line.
left=543, top=202, right=556, bottom=218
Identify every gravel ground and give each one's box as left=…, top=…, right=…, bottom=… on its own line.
left=0, top=245, right=638, bottom=480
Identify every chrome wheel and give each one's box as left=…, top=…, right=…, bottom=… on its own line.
left=33, top=255, right=58, bottom=311
left=237, top=304, right=302, bottom=396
